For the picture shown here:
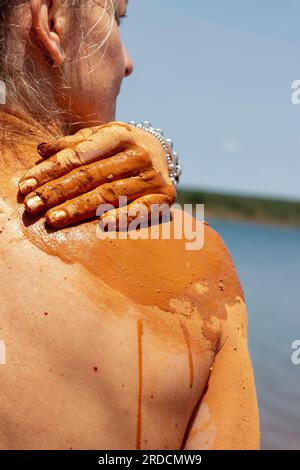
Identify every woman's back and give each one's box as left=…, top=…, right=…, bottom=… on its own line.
left=0, top=0, right=259, bottom=450
left=0, top=116, right=259, bottom=450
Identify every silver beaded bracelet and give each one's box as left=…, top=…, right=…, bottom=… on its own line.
left=128, top=121, right=182, bottom=186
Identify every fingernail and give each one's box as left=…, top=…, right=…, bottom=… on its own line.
left=19, top=178, right=38, bottom=195
left=48, top=210, right=67, bottom=225
left=25, top=195, right=44, bottom=213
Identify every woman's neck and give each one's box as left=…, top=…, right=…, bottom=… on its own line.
left=1, top=104, right=63, bottom=156
left=0, top=106, right=63, bottom=201
left=1, top=103, right=63, bottom=138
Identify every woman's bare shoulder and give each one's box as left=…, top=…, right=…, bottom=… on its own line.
left=19, top=206, right=244, bottom=314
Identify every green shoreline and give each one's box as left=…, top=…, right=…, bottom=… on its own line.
left=177, top=189, right=300, bottom=228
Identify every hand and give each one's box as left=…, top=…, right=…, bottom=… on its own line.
left=19, top=122, right=176, bottom=229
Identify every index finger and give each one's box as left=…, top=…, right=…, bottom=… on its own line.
left=19, top=123, right=133, bottom=195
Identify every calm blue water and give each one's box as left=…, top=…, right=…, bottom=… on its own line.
left=209, top=219, right=300, bottom=450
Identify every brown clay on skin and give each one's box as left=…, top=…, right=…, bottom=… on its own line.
left=183, top=299, right=259, bottom=450
left=45, top=168, right=167, bottom=228
left=180, top=322, right=194, bottom=389
left=24, top=146, right=152, bottom=214
left=99, top=121, right=133, bottom=132
left=3, top=111, right=243, bottom=352
left=21, top=210, right=243, bottom=310
left=136, top=320, right=143, bottom=450
left=18, top=201, right=244, bottom=355
left=0, top=112, right=260, bottom=450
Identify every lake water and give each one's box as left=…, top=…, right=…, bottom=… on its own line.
left=209, top=219, right=300, bottom=450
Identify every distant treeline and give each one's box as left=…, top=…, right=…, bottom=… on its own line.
left=177, top=188, right=300, bottom=227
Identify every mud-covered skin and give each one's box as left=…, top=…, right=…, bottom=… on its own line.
left=0, top=113, right=260, bottom=450
left=19, top=122, right=176, bottom=228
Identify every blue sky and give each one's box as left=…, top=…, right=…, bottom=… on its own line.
left=117, top=0, right=300, bottom=200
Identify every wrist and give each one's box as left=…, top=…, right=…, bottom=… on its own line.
left=128, top=121, right=182, bottom=186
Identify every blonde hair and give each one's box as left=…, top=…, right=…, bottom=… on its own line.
left=0, top=0, right=115, bottom=137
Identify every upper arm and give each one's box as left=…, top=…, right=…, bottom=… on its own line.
left=184, top=296, right=260, bottom=450
left=183, top=225, right=260, bottom=450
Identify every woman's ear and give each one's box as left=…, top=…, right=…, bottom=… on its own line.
left=31, top=0, right=65, bottom=66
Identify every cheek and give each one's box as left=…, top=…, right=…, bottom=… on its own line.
left=63, top=10, right=126, bottom=120
left=86, top=6, right=125, bottom=71
left=104, top=26, right=126, bottom=81
left=82, top=21, right=125, bottom=87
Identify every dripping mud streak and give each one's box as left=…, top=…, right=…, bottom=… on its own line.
left=180, top=322, right=194, bottom=389
left=136, top=320, right=144, bottom=450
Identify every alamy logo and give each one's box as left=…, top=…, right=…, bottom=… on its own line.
left=291, top=80, right=300, bottom=105
left=0, top=340, right=6, bottom=365
left=96, top=199, right=205, bottom=251
left=291, top=340, right=300, bottom=365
